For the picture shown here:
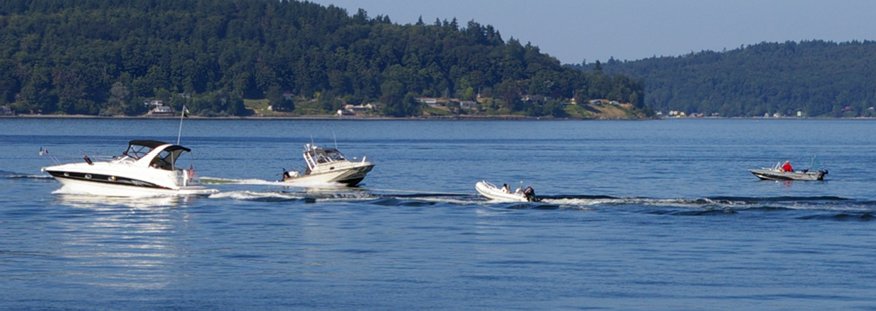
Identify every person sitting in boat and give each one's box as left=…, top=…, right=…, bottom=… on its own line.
left=782, top=160, right=793, bottom=172
left=502, top=183, right=510, bottom=193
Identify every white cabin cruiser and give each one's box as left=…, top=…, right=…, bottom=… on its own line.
left=475, top=181, right=537, bottom=202
left=750, top=161, right=828, bottom=181
left=42, top=140, right=218, bottom=196
left=281, top=144, right=374, bottom=187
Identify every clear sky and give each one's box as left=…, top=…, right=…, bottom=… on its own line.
left=307, top=0, right=876, bottom=64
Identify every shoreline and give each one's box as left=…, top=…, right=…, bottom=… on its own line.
left=1, top=114, right=873, bottom=121
left=0, top=114, right=647, bottom=121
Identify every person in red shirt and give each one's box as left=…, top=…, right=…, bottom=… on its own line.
left=782, top=160, right=793, bottom=172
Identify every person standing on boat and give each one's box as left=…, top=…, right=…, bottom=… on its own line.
left=502, top=183, right=510, bottom=193
left=782, top=160, right=793, bottom=172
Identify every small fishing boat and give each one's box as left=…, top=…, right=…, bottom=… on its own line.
left=475, top=180, right=537, bottom=202
left=281, top=143, right=374, bottom=187
left=750, top=161, right=828, bottom=181
left=42, top=140, right=218, bottom=196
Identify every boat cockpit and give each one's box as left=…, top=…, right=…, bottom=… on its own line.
left=303, top=144, right=347, bottom=169
left=122, top=140, right=191, bottom=171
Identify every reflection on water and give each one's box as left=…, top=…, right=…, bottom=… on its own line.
left=51, top=194, right=196, bottom=290
left=54, top=194, right=188, bottom=209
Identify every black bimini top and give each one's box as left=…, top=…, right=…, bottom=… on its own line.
left=128, top=140, right=191, bottom=152
left=124, top=140, right=191, bottom=161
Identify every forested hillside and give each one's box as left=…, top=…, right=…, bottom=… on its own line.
left=584, top=40, right=876, bottom=117
left=0, top=0, right=645, bottom=117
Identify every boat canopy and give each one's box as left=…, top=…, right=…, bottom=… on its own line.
left=124, top=140, right=191, bottom=163
left=129, top=139, right=171, bottom=149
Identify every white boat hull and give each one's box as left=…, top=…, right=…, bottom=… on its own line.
left=475, top=181, right=530, bottom=202
left=283, top=163, right=374, bottom=187
left=51, top=175, right=217, bottom=197
left=749, top=168, right=827, bottom=181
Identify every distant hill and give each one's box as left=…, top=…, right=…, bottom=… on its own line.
left=0, top=0, right=647, bottom=118
left=578, top=40, right=876, bottom=117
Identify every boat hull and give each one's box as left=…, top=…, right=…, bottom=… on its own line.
left=475, top=181, right=530, bottom=202
left=749, top=169, right=827, bottom=181
left=283, top=163, right=374, bottom=187
left=48, top=174, right=217, bottom=196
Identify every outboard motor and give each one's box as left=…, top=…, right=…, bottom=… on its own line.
left=523, top=186, right=536, bottom=202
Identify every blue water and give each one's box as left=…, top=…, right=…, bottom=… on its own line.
left=1, top=118, right=875, bottom=309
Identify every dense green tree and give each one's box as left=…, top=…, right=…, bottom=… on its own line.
left=0, top=0, right=645, bottom=117
left=585, top=40, right=876, bottom=117
left=104, top=81, right=133, bottom=116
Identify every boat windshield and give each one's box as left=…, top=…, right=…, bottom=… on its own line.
left=303, top=146, right=347, bottom=169
left=323, top=148, right=346, bottom=161
left=149, top=147, right=189, bottom=170
left=308, top=148, right=346, bottom=164
left=123, top=143, right=158, bottom=160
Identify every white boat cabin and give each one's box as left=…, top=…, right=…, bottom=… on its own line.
left=302, top=144, right=348, bottom=170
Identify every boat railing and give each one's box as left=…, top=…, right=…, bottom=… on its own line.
left=480, top=180, right=497, bottom=188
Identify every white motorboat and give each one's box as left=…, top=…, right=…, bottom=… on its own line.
left=475, top=180, right=537, bottom=202
left=281, top=143, right=374, bottom=187
left=749, top=161, right=828, bottom=181
left=42, top=140, right=218, bottom=196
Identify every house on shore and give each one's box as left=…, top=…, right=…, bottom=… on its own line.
left=145, top=100, right=175, bottom=116
left=417, top=97, right=481, bottom=112
left=337, top=103, right=377, bottom=117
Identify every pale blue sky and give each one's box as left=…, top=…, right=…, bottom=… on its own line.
left=307, top=0, right=876, bottom=64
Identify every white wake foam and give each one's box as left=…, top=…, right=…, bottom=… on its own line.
left=199, top=176, right=349, bottom=189
left=199, top=176, right=285, bottom=186
left=208, top=190, right=303, bottom=200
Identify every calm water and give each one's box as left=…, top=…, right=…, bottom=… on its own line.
left=1, top=118, right=875, bottom=310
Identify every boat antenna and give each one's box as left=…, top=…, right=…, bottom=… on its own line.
left=176, top=105, right=188, bottom=145
left=332, top=130, right=338, bottom=149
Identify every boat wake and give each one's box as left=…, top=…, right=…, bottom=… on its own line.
left=199, top=177, right=285, bottom=186
left=209, top=189, right=378, bottom=203
left=0, top=170, right=54, bottom=180
left=51, top=176, right=867, bottom=215
left=204, top=189, right=874, bottom=216
left=538, top=194, right=873, bottom=212
left=8, top=170, right=873, bottom=219
left=209, top=190, right=305, bottom=202
left=199, top=176, right=348, bottom=188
